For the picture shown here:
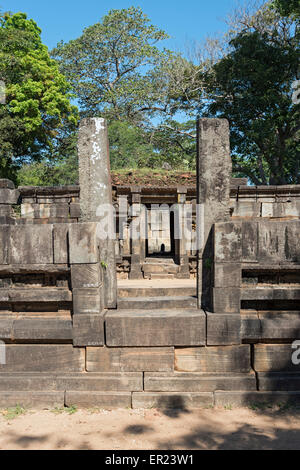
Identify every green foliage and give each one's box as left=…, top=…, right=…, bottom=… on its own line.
left=0, top=12, right=78, bottom=181
left=272, top=0, right=300, bottom=17
left=51, top=405, right=78, bottom=415
left=17, top=154, right=78, bottom=187
left=108, top=120, right=158, bottom=169
left=52, top=7, right=171, bottom=124
left=205, top=15, right=300, bottom=184
left=1, top=404, right=26, bottom=420
left=152, top=120, right=197, bottom=170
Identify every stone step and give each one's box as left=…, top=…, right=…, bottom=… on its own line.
left=117, top=296, right=197, bottom=310
left=144, top=372, right=256, bottom=392
left=0, top=391, right=64, bottom=409
left=105, top=309, right=206, bottom=347
left=257, top=372, right=300, bottom=391
left=148, top=274, right=175, bottom=280
left=0, top=372, right=143, bottom=392
left=0, top=316, right=73, bottom=342
left=118, top=287, right=197, bottom=298
left=144, top=258, right=176, bottom=264
left=65, top=391, right=132, bottom=409
left=132, top=392, right=213, bottom=409
left=142, top=264, right=179, bottom=274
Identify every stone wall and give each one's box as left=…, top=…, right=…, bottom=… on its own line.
left=0, top=117, right=299, bottom=409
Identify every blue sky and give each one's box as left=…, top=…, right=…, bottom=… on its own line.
left=3, top=0, right=239, bottom=51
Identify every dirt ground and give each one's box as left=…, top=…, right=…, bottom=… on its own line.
left=0, top=406, right=300, bottom=450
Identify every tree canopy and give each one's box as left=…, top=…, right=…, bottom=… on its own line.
left=205, top=21, right=300, bottom=184
left=52, top=7, right=174, bottom=124
left=0, top=12, right=78, bottom=180
left=1, top=3, right=300, bottom=186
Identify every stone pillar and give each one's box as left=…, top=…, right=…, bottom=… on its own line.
left=196, top=118, right=232, bottom=310
left=175, top=186, right=190, bottom=279
left=0, top=179, right=19, bottom=224
left=129, top=186, right=144, bottom=279
left=78, top=118, right=117, bottom=308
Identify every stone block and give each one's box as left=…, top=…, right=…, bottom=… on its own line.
left=0, top=188, right=19, bottom=204
left=212, top=288, right=240, bottom=313
left=53, top=224, right=69, bottom=264
left=0, top=288, right=72, bottom=303
left=71, top=264, right=101, bottom=288
left=12, top=317, right=73, bottom=341
left=0, top=317, right=14, bottom=340
left=69, top=223, right=99, bottom=264
left=105, top=310, right=206, bottom=347
left=241, top=288, right=300, bottom=301
left=214, top=222, right=242, bottom=262
left=258, top=313, right=300, bottom=341
left=10, top=225, right=53, bottom=264
left=215, top=391, right=300, bottom=407
left=70, top=203, right=81, bottom=218
left=0, top=205, right=12, bottom=216
left=0, top=226, right=9, bottom=264
left=0, top=345, right=85, bottom=372
left=132, top=392, right=213, bottom=409
left=0, top=372, right=143, bottom=392
left=73, top=288, right=102, bottom=314
left=242, top=221, right=258, bottom=262
left=65, top=391, right=132, bottom=409
left=0, top=179, right=15, bottom=190
left=232, top=201, right=260, bottom=218
left=175, top=345, right=250, bottom=373
left=213, top=263, right=241, bottom=288
left=284, top=221, right=300, bottom=263
left=241, top=313, right=261, bottom=341
left=73, top=314, right=104, bottom=347
left=144, top=372, right=256, bottom=392
left=86, top=347, right=174, bottom=372
left=258, top=221, right=285, bottom=263
left=206, top=313, right=241, bottom=345
left=254, top=344, right=300, bottom=372
left=0, top=391, right=64, bottom=409
left=21, top=203, right=70, bottom=219
left=257, top=372, right=300, bottom=391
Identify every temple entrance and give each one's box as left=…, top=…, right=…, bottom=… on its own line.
left=145, top=205, right=175, bottom=259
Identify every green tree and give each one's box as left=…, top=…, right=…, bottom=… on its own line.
left=0, top=12, right=78, bottom=181
left=204, top=5, right=299, bottom=185
left=52, top=7, right=173, bottom=124
left=108, top=121, right=159, bottom=169
left=273, top=0, right=300, bottom=17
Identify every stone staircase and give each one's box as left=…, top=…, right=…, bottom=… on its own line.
left=117, top=281, right=197, bottom=310
left=142, top=258, right=180, bottom=279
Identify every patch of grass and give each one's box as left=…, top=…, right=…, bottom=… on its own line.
left=1, top=404, right=26, bottom=420
left=66, top=405, right=78, bottom=415
left=248, top=401, right=274, bottom=411
left=224, top=404, right=233, bottom=410
left=50, top=405, right=78, bottom=415
left=87, top=407, right=102, bottom=414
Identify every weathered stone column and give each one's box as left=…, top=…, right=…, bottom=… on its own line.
left=0, top=179, right=19, bottom=224
left=129, top=186, right=144, bottom=279
left=175, top=186, right=190, bottom=279
left=197, top=118, right=232, bottom=310
left=78, top=118, right=117, bottom=308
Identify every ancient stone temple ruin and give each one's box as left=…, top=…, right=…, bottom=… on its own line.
left=0, top=117, right=300, bottom=409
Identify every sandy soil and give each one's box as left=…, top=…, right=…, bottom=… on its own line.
left=0, top=406, right=299, bottom=450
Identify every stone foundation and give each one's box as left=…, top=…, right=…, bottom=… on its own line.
left=0, top=117, right=300, bottom=409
